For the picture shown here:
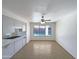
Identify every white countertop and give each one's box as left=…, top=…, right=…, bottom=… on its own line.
left=2, top=35, right=26, bottom=48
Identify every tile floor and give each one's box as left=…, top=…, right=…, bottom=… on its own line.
left=11, top=40, right=75, bottom=59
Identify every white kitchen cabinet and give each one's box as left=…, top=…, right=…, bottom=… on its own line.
left=14, top=40, right=20, bottom=54
left=19, top=38, right=23, bottom=49
left=2, top=42, right=15, bottom=59
left=2, top=35, right=27, bottom=59
left=14, top=38, right=23, bottom=54
left=22, top=36, right=26, bottom=47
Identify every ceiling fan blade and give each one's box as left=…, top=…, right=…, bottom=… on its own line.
left=45, top=20, right=51, bottom=21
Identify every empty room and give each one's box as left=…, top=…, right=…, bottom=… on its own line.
left=2, top=0, right=77, bottom=59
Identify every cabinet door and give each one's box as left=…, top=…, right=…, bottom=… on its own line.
left=24, top=37, right=27, bottom=45
left=14, top=39, right=23, bottom=54
left=22, top=38, right=25, bottom=47
left=19, top=39, right=23, bottom=49
left=14, top=40, right=20, bottom=54
left=22, top=37, right=26, bottom=47
left=2, top=57, right=10, bottom=59
left=2, top=43, right=15, bottom=59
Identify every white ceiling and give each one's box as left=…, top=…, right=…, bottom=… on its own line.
left=2, top=0, right=77, bottom=22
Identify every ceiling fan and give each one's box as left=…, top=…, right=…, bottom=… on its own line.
left=41, top=15, right=51, bottom=24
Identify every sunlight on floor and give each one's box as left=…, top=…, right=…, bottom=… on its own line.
left=33, top=43, right=52, bottom=55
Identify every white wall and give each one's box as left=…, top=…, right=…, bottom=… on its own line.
left=26, top=22, right=31, bottom=43
left=56, top=11, right=77, bottom=58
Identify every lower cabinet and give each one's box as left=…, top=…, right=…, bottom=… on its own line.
left=2, top=36, right=27, bottom=59
left=14, top=36, right=26, bottom=54
left=14, top=40, right=21, bottom=54
left=2, top=43, right=15, bottom=59
left=22, top=37, right=26, bottom=47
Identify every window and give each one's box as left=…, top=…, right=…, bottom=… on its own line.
left=33, top=26, right=45, bottom=36
left=33, top=25, right=52, bottom=36
left=48, top=27, right=52, bottom=35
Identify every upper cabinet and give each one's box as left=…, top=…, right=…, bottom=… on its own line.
left=2, top=15, right=15, bottom=36
left=2, top=15, right=26, bottom=37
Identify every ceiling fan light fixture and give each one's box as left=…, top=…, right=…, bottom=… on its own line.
left=40, top=15, right=45, bottom=24
left=41, top=21, right=45, bottom=24
left=41, top=19, right=44, bottom=22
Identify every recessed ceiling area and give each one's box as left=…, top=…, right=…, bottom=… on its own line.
left=2, top=0, right=77, bottom=22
